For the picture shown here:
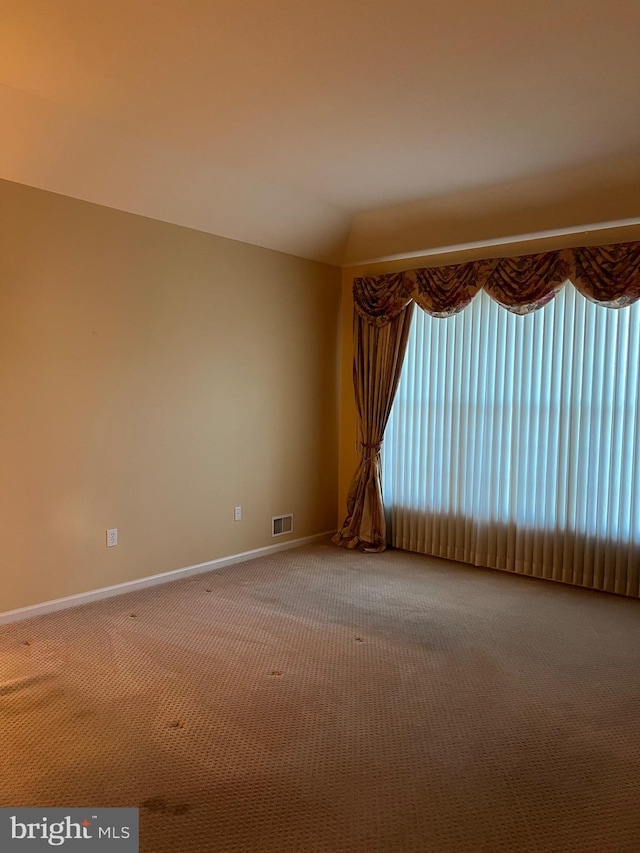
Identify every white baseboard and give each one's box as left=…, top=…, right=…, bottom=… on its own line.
left=0, top=531, right=334, bottom=626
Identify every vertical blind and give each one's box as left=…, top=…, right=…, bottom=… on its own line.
left=382, top=283, right=640, bottom=596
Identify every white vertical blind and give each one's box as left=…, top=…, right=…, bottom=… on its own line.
left=382, top=284, right=640, bottom=596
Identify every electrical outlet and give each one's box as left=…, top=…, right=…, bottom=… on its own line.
left=234, top=506, right=242, bottom=522
left=106, top=528, right=118, bottom=547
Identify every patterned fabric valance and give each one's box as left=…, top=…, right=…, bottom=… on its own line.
left=353, top=241, right=640, bottom=326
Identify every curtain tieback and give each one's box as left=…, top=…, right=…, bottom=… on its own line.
left=360, top=441, right=382, bottom=458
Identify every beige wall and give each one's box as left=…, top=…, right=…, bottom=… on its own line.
left=337, top=224, right=640, bottom=528
left=0, top=179, right=341, bottom=612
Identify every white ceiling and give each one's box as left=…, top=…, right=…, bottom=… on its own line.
left=2, top=0, right=640, bottom=264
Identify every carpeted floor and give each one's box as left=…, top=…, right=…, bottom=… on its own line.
left=1, top=540, right=640, bottom=852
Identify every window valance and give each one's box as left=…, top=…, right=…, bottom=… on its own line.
left=353, top=240, right=640, bottom=326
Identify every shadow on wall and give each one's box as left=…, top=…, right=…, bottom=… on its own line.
left=345, top=149, right=640, bottom=264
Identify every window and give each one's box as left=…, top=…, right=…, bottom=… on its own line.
left=382, top=284, right=640, bottom=593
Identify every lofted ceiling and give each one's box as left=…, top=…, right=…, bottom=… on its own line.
left=1, top=0, right=640, bottom=264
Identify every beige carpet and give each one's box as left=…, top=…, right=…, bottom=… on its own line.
left=1, top=540, right=640, bottom=852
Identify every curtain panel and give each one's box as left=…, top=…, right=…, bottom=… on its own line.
left=337, top=239, right=640, bottom=556
left=333, top=304, right=414, bottom=551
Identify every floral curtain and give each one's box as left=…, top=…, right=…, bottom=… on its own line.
left=353, top=241, right=640, bottom=325
left=333, top=303, right=414, bottom=551
left=336, top=240, right=640, bottom=552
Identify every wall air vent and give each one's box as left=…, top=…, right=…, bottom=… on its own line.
left=272, top=514, right=293, bottom=537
